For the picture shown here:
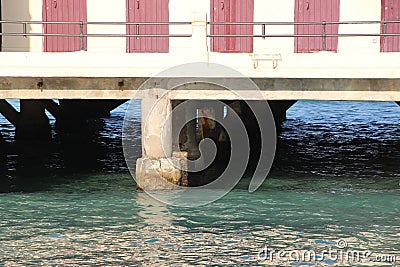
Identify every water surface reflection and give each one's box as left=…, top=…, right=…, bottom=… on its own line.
left=0, top=101, right=399, bottom=265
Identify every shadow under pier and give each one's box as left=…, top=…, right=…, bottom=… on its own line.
left=0, top=99, right=126, bottom=139
left=0, top=99, right=128, bottom=192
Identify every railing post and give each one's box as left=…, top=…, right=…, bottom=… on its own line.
left=23, top=22, right=27, bottom=38
left=262, top=23, right=266, bottom=40
left=383, top=21, right=387, bottom=39
left=79, top=21, right=84, bottom=51
left=322, top=20, right=326, bottom=51
left=136, top=23, right=140, bottom=39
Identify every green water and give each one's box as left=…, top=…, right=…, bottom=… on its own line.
left=0, top=101, right=400, bottom=266
left=0, top=175, right=399, bottom=265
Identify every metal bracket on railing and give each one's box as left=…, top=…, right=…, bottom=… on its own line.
left=79, top=21, right=84, bottom=50
left=23, top=23, right=27, bottom=38
left=383, top=21, right=387, bottom=37
left=322, top=21, right=326, bottom=51
left=136, top=24, right=140, bottom=39
left=250, top=53, right=282, bottom=69
left=262, top=24, right=266, bottom=40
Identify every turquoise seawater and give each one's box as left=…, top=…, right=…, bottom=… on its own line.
left=0, top=101, right=399, bottom=266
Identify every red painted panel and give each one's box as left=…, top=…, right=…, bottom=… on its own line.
left=126, top=0, right=169, bottom=53
left=381, top=0, right=400, bottom=52
left=211, top=0, right=254, bottom=53
left=294, top=0, right=340, bottom=53
left=43, top=0, right=87, bottom=52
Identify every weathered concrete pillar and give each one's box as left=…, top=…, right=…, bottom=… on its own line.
left=136, top=89, right=183, bottom=190
left=181, top=101, right=200, bottom=160
left=200, top=102, right=223, bottom=145
left=219, top=101, right=242, bottom=143
left=209, top=101, right=241, bottom=177
left=16, top=100, right=51, bottom=141
left=218, top=100, right=295, bottom=176
left=141, top=90, right=172, bottom=158
left=172, top=100, right=185, bottom=152
left=198, top=107, right=218, bottom=142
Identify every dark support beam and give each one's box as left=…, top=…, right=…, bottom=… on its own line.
left=56, top=100, right=126, bottom=131
left=59, top=100, right=126, bottom=118
left=0, top=131, right=4, bottom=149
left=397, top=102, right=400, bottom=106
left=268, top=100, right=297, bottom=134
left=0, top=100, right=19, bottom=126
left=0, top=131, right=4, bottom=152
left=43, top=100, right=60, bottom=119
left=16, top=100, right=51, bottom=141
left=0, top=131, right=5, bottom=179
left=269, top=100, right=297, bottom=121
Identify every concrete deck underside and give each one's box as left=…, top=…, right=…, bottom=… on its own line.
left=1, top=77, right=400, bottom=101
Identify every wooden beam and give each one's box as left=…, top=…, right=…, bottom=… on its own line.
left=0, top=100, right=19, bottom=126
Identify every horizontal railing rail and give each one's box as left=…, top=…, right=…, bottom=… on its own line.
left=208, top=20, right=400, bottom=25
left=0, top=33, right=192, bottom=37
left=0, top=21, right=192, bottom=37
left=0, top=20, right=192, bottom=25
left=0, top=20, right=192, bottom=51
left=207, top=34, right=400, bottom=37
left=1, top=20, right=400, bottom=51
left=208, top=20, right=400, bottom=51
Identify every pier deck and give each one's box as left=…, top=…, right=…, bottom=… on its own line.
left=1, top=52, right=400, bottom=101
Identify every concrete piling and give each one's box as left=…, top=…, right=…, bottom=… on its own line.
left=197, top=107, right=218, bottom=142
left=173, top=151, right=189, bottom=187
left=171, top=100, right=185, bottom=152
left=0, top=97, right=296, bottom=190
left=180, top=101, right=200, bottom=160
left=135, top=89, right=183, bottom=191
left=218, top=101, right=241, bottom=143
left=141, top=90, right=173, bottom=159
left=16, top=100, right=51, bottom=141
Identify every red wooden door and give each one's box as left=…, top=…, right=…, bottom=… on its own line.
left=381, top=0, right=400, bottom=52
left=294, top=0, right=340, bottom=53
left=126, top=0, right=169, bottom=53
left=43, top=0, right=87, bottom=52
left=211, top=0, right=254, bottom=53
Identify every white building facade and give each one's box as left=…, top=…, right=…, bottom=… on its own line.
left=0, top=0, right=399, bottom=79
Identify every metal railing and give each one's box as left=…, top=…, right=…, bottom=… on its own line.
left=1, top=20, right=400, bottom=52
left=0, top=20, right=192, bottom=51
left=208, top=20, right=400, bottom=51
